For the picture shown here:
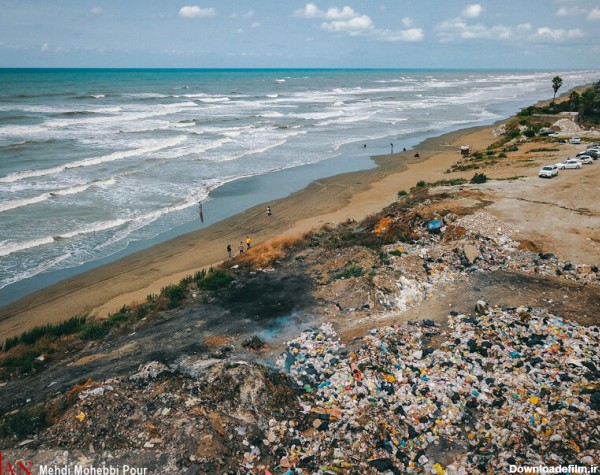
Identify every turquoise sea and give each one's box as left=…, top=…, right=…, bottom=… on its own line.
left=1, top=68, right=598, bottom=305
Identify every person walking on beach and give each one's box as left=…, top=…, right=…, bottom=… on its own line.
left=390, top=143, right=394, bottom=154
left=246, top=236, right=251, bottom=250
left=267, top=206, right=272, bottom=217
left=227, top=244, right=232, bottom=258
left=198, top=202, right=204, bottom=223
left=238, top=241, right=245, bottom=254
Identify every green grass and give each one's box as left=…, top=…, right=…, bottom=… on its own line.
left=3, top=315, right=87, bottom=352
left=333, top=264, right=364, bottom=280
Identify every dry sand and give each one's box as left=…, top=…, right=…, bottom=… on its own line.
left=1, top=123, right=598, bottom=340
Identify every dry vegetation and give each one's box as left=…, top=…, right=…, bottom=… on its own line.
left=227, top=233, right=309, bottom=269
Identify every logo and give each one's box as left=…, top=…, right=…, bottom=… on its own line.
left=0, top=453, right=33, bottom=475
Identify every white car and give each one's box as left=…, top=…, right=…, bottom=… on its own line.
left=575, top=155, right=593, bottom=165
left=556, top=159, right=582, bottom=170
left=570, top=137, right=581, bottom=144
left=539, top=165, right=559, bottom=178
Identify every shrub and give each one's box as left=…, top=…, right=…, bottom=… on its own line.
left=197, top=268, right=234, bottom=290
left=161, top=281, right=188, bottom=308
left=334, top=264, right=363, bottom=280
left=470, top=173, right=488, bottom=184
left=0, top=349, right=43, bottom=378
left=81, top=322, right=109, bottom=340
left=2, top=315, right=87, bottom=352
left=397, top=190, right=408, bottom=197
left=232, top=234, right=308, bottom=268
left=0, top=405, right=46, bottom=439
left=416, top=180, right=426, bottom=188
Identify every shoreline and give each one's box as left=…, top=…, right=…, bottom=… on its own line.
left=2, top=78, right=596, bottom=340
left=0, top=124, right=494, bottom=339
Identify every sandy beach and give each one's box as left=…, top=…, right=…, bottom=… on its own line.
left=1, top=119, right=598, bottom=340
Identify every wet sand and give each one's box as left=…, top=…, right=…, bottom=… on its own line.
left=2, top=120, right=599, bottom=340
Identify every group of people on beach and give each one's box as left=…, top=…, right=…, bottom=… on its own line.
left=225, top=205, right=272, bottom=258
left=227, top=237, right=251, bottom=258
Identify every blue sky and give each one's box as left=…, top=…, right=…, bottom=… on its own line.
left=0, top=0, right=599, bottom=68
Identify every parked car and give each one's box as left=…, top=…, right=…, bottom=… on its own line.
left=548, top=132, right=560, bottom=138
left=556, top=159, right=582, bottom=169
left=584, top=149, right=600, bottom=159
left=578, top=149, right=599, bottom=159
left=570, top=137, right=581, bottom=144
left=575, top=155, right=593, bottom=164
left=539, top=165, right=559, bottom=178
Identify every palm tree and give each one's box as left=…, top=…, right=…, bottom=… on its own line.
left=551, top=76, right=563, bottom=105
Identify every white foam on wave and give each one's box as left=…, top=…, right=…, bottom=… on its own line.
left=0, top=177, right=116, bottom=212
left=96, top=184, right=219, bottom=250
left=0, top=236, right=55, bottom=257
left=0, top=136, right=187, bottom=183
left=198, top=97, right=230, bottom=103
left=295, top=110, right=344, bottom=121
left=0, top=253, right=72, bottom=291
left=58, top=218, right=128, bottom=239
left=0, top=193, right=50, bottom=212
left=0, top=102, right=198, bottom=138
left=259, top=111, right=284, bottom=118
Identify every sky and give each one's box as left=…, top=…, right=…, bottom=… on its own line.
left=0, top=0, right=599, bottom=69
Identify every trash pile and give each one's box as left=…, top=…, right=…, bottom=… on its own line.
left=370, top=211, right=598, bottom=315
left=273, top=309, right=599, bottom=474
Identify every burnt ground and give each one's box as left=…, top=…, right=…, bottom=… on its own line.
left=0, top=271, right=316, bottom=414
left=1, top=264, right=597, bottom=416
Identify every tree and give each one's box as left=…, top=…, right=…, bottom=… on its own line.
left=569, top=91, right=580, bottom=110
left=551, top=76, right=563, bottom=105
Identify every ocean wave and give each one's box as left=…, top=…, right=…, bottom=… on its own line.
left=0, top=236, right=55, bottom=257
left=57, top=218, right=128, bottom=240
left=0, top=138, right=62, bottom=151
left=0, top=136, right=187, bottom=183
left=0, top=177, right=115, bottom=212
left=0, top=253, right=72, bottom=291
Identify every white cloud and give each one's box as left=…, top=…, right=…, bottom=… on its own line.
left=378, top=28, right=424, bottom=42
left=437, top=14, right=583, bottom=44
left=251, top=22, right=261, bottom=28
left=295, top=3, right=423, bottom=42
left=41, top=43, right=49, bottom=52
left=589, top=8, right=600, bottom=20
left=556, top=6, right=586, bottom=16
left=295, top=3, right=360, bottom=20
left=320, top=15, right=373, bottom=35
left=179, top=6, right=216, bottom=19
left=437, top=18, right=527, bottom=42
left=90, top=6, right=103, bottom=15
left=534, top=27, right=584, bottom=41
left=462, top=4, right=483, bottom=18
left=244, top=10, right=255, bottom=19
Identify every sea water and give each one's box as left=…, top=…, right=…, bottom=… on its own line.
left=1, top=68, right=598, bottom=304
